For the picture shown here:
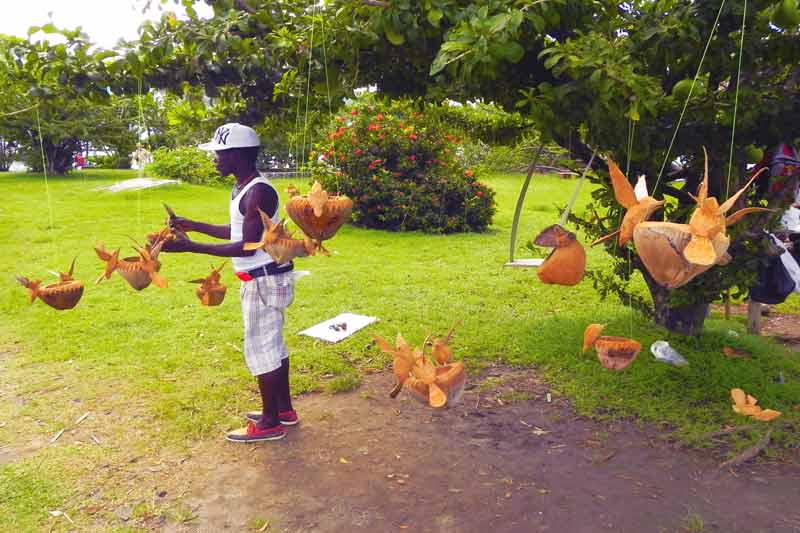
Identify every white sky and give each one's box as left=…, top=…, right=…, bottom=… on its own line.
left=0, top=0, right=213, bottom=49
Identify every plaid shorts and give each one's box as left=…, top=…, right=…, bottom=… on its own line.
left=240, top=272, right=295, bottom=376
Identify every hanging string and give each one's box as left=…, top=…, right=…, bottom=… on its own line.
left=35, top=106, right=55, bottom=235
left=0, top=104, right=39, bottom=119
left=726, top=0, right=748, bottom=198
left=293, top=59, right=304, bottom=171
left=300, top=2, right=318, bottom=174
left=319, top=4, right=338, bottom=191
left=654, top=0, right=728, bottom=191
left=135, top=78, right=146, bottom=234
left=559, top=150, right=596, bottom=227
left=625, top=117, right=635, bottom=179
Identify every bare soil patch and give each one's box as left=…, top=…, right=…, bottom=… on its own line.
left=158, top=368, right=800, bottom=533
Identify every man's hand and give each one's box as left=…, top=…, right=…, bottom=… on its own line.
left=168, top=215, right=197, bottom=233
left=161, top=234, right=195, bottom=253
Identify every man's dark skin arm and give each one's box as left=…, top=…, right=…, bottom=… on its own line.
left=163, top=184, right=278, bottom=257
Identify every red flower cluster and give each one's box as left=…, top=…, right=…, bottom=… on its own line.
left=368, top=159, right=382, bottom=170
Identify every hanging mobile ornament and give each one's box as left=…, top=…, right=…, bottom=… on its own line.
left=16, top=258, right=84, bottom=310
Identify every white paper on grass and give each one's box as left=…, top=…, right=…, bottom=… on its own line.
left=298, top=313, right=379, bottom=343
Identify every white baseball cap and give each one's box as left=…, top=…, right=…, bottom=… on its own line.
left=198, top=123, right=260, bottom=151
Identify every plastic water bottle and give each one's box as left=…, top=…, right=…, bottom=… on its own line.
left=650, top=341, right=689, bottom=367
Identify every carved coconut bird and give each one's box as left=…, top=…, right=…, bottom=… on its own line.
left=190, top=262, right=228, bottom=306
left=94, top=236, right=168, bottom=291
left=243, top=209, right=317, bottom=264
left=593, top=158, right=665, bottom=247
left=582, top=323, right=641, bottom=371
left=730, top=388, right=781, bottom=422
left=16, top=258, right=84, bottom=310
left=633, top=148, right=773, bottom=289
left=284, top=181, right=353, bottom=254
left=373, top=327, right=466, bottom=409
left=534, top=224, right=586, bottom=286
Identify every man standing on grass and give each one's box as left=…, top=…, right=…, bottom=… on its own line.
left=162, top=123, right=298, bottom=443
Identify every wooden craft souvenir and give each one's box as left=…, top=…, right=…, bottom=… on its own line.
left=243, top=209, right=317, bottom=264
left=682, top=149, right=772, bottom=266
left=593, top=158, right=665, bottom=246
left=16, top=258, right=84, bottom=310
left=534, top=224, right=586, bottom=286
left=730, top=388, right=781, bottom=421
left=373, top=328, right=466, bottom=408
left=284, top=181, right=353, bottom=253
left=190, top=262, right=228, bottom=306
left=633, top=149, right=773, bottom=288
left=582, top=323, right=641, bottom=371
left=95, top=238, right=167, bottom=291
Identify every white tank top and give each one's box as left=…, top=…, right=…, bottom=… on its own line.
left=229, top=175, right=281, bottom=272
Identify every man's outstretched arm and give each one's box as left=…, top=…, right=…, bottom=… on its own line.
left=162, top=185, right=278, bottom=258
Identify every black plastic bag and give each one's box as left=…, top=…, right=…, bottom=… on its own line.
left=750, top=254, right=796, bottom=304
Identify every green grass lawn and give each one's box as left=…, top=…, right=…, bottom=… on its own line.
left=1, top=169, right=798, bottom=530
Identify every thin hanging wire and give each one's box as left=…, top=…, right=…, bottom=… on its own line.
left=726, top=0, right=748, bottom=198
left=559, top=150, right=596, bottom=227
left=654, top=0, right=727, bottom=192
left=35, top=106, right=55, bottom=234
left=293, top=61, right=304, bottom=171
left=300, top=2, right=318, bottom=174
left=0, top=104, right=39, bottom=118
left=625, top=117, right=635, bottom=178
left=319, top=5, right=338, bottom=190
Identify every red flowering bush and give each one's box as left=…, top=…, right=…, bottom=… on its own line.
left=310, top=98, right=496, bottom=233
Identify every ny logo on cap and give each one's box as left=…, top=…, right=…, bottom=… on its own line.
left=215, top=126, right=232, bottom=146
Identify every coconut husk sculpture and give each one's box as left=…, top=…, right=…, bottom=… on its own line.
left=16, top=258, right=84, bottom=310
left=633, top=148, right=773, bottom=289
left=243, top=209, right=317, bottom=264
left=582, top=323, right=641, bottom=371
left=373, top=326, right=466, bottom=408
left=94, top=237, right=168, bottom=291
left=284, top=181, right=353, bottom=254
left=190, top=262, right=228, bottom=306
left=730, top=388, right=781, bottom=422
left=534, top=224, right=586, bottom=286
left=592, top=158, right=665, bottom=247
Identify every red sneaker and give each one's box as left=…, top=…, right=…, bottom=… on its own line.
left=225, top=421, right=286, bottom=443
left=245, top=410, right=300, bottom=426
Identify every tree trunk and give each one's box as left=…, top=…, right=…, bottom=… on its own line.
left=643, top=268, right=709, bottom=335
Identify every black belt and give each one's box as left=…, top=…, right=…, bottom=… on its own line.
left=236, top=262, right=294, bottom=281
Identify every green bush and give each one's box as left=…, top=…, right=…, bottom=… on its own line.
left=88, top=154, right=132, bottom=169
left=146, top=146, right=226, bottom=185
left=431, top=101, right=529, bottom=145
left=311, top=98, right=496, bottom=233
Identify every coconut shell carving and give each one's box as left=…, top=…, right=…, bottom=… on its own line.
left=582, top=323, right=641, bottom=371
left=95, top=236, right=167, bottom=291
left=373, top=326, right=466, bottom=408
left=682, top=148, right=773, bottom=266
left=730, top=388, right=781, bottom=422
left=592, top=158, right=665, bottom=247
left=534, top=224, right=586, bottom=286
left=16, top=258, right=84, bottom=310
left=632, top=149, right=774, bottom=288
left=633, top=221, right=728, bottom=289
left=243, top=209, right=317, bottom=264
left=190, top=261, right=228, bottom=306
left=284, top=181, right=353, bottom=254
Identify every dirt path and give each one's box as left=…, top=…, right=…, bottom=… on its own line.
left=166, top=369, right=800, bottom=533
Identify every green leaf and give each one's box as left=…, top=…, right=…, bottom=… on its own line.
left=385, top=28, right=406, bottom=46
left=497, top=42, right=524, bottom=63
left=427, top=8, right=443, bottom=27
